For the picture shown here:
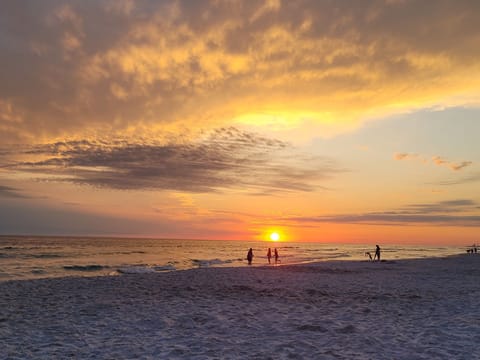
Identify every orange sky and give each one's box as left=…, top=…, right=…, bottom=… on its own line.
left=1, top=1, right=480, bottom=244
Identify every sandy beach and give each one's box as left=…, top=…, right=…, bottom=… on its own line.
left=1, top=254, right=479, bottom=359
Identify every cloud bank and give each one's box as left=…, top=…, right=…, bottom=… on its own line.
left=1, top=127, right=340, bottom=193
left=1, top=0, right=480, bottom=142
left=0, top=185, right=29, bottom=199
left=288, top=199, right=480, bottom=227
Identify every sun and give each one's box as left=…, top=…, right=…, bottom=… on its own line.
left=270, top=232, right=280, bottom=241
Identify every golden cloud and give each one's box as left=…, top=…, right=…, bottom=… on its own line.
left=394, top=152, right=473, bottom=172
left=1, top=0, right=480, bottom=143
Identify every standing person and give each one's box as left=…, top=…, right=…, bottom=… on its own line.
left=374, top=245, right=381, bottom=261
left=247, top=248, right=253, bottom=265
left=267, top=248, right=272, bottom=264
left=274, top=248, right=279, bottom=264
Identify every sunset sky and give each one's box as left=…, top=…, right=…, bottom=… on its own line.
left=1, top=0, right=479, bottom=244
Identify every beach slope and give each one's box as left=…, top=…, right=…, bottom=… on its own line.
left=1, top=255, right=479, bottom=359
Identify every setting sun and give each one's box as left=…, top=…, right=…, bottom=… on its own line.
left=270, top=232, right=280, bottom=241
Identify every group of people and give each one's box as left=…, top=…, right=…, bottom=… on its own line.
left=248, top=245, right=382, bottom=265
left=246, top=247, right=279, bottom=265
left=365, top=245, right=381, bottom=262
left=466, top=244, right=478, bottom=254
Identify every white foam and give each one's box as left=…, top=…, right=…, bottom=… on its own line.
left=117, top=266, right=157, bottom=274
left=153, top=264, right=176, bottom=272
left=117, top=264, right=176, bottom=274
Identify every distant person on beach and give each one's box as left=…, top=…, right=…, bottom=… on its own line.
left=374, top=245, right=381, bottom=261
left=247, top=248, right=253, bottom=265
left=267, top=248, right=272, bottom=264
left=274, top=248, right=279, bottom=264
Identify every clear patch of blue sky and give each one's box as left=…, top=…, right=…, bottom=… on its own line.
left=309, top=107, right=480, bottom=162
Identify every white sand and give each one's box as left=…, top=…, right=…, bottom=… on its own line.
left=1, top=255, right=479, bottom=359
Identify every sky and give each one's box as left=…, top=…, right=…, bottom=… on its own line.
left=1, top=0, right=480, bottom=244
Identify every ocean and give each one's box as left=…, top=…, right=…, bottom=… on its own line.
left=0, top=236, right=464, bottom=281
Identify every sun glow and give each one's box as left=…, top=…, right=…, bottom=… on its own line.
left=270, top=232, right=280, bottom=241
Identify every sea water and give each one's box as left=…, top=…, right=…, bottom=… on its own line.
left=0, top=236, right=464, bottom=281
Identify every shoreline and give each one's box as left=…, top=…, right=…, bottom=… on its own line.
left=1, top=254, right=479, bottom=359
left=0, top=252, right=471, bottom=284
left=1, top=236, right=468, bottom=282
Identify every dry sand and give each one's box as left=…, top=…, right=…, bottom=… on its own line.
left=1, top=255, right=479, bottom=359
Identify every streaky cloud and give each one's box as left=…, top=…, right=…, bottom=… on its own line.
left=2, top=128, right=342, bottom=193
left=449, top=161, right=473, bottom=171
left=287, top=199, right=480, bottom=227
left=436, top=172, right=480, bottom=186
left=0, top=185, right=30, bottom=199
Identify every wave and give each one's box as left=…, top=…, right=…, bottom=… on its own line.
left=101, top=251, right=146, bottom=255
left=117, top=266, right=156, bottom=274
left=191, top=258, right=235, bottom=268
left=31, top=269, right=46, bottom=274
left=64, top=265, right=106, bottom=272
left=117, top=264, right=176, bottom=274
left=0, top=253, right=63, bottom=259
left=153, top=265, right=176, bottom=271
left=327, top=253, right=352, bottom=259
left=31, top=254, right=63, bottom=259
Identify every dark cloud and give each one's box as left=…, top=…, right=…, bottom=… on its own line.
left=0, top=198, right=184, bottom=236
left=403, top=199, right=477, bottom=214
left=0, top=184, right=30, bottom=199
left=288, top=199, right=480, bottom=227
left=436, top=172, right=480, bottom=186
left=2, top=127, right=341, bottom=193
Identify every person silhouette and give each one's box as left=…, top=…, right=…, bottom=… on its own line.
left=247, top=248, right=253, bottom=265
left=374, top=245, right=381, bottom=261
left=267, top=248, right=272, bottom=264
left=274, top=248, right=279, bottom=264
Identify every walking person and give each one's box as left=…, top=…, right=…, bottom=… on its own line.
left=267, top=248, right=272, bottom=264
left=374, top=245, right=381, bottom=261
left=274, top=248, right=279, bottom=264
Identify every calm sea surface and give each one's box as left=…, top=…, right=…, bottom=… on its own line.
left=0, top=236, right=466, bottom=281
